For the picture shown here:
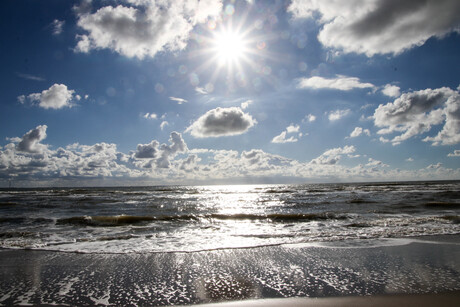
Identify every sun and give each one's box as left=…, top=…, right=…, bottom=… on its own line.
left=188, top=11, right=275, bottom=91
left=212, top=29, right=248, bottom=66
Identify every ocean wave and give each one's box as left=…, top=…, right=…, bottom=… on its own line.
left=424, top=202, right=460, bottom=208
left=0, top=202, right=19, bottom=207
left=0, top=231, right=41, bottom=238
left=56, top=213, right=349, bottom=227
left=0, top=217, right=52, bottom=225
left=441, top=215, right=460, bottom=224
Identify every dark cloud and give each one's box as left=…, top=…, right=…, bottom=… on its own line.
left=374, top=87, right=460, bottom=145
left=134, top=141, right=159, bottom=159
left=289, top=0, right=460, bottom=56
left=186, top=107, right=257, bottom=138
left=17, top=125, right=48, bottom=153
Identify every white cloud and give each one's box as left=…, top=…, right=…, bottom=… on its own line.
left=2, top=126, right=460, bottom=185
left=75, top=0, right=223, bottom=59
left=241, top=100, right=253, bottom=110
left=288, top=0, right=460, bottom=56
left=16, top=73, right=45, bottom=82
left=186, top=107, right=256, bottom=138
left=366, top=158, right=388, bottom=167
left=195, top=87, right=208, bottom=95
left=51, top=19, right=65, bottom=35
left=297, top=75, right=375, bottom=91
left=160, top=121, right=169, bottom=130
left=382, top=84, right=401, bottom=97
left=271, top=131, right=298, bottom=144
left=18, top=84, right=78, bottom=109
left=143, top=113, right=157, bottom=119
left=349, top=127, right=371, bottom=138
left=156, top=132, right=187, bottom=168
left=309, top=145, right=355, bottom=165
left=427, top=162, right=443, bottom=169
left=328, top=109, right=351, bottom=121
left=169, top=96, right=187, bottom=104
left=305, top=114, right=316, bottom=122
left=286, top=124, right=300, bottom=134
left=374, top=86, right=460, bottom=145
left=448, top=150, right=460, bottom=157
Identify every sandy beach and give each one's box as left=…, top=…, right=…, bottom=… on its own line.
left=1, top=235, right=460, bottom=306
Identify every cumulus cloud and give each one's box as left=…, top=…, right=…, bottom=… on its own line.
left=170, top=96, right=187, bottom=104
left=133, top=132, right=187, bottom=169
left=179, top=154, right=199, bottom=172
left=427, top=162, right=443, bottom=169
left=297, top=75, right=375, bottom=91
left=272, top=131, right=297, bottom=144
left=305, top=114, right=316, bottom=122
left=18, top=84, right=80, bottom=109
left=406, top=157, right=414, bottom=162
left=156, top=132, right=187, bottom=168
left=366, top=158, right=388, bottom=167
left=286, top=124, right=300, bottom=134
left=186, top=107, right=256, bottom=138
left=310, top=145, right=356, bottom=165
left=134, top=140, right=159, bottom=159
left=75, top=0, right=222, bottom=59
left=448, top=150, right=460, bottom=157
left=349, top=127, right=371, bottom=138
left=16, top=125, right=48, bottom=153
left=374, top=86, right=460, bottom=145
left=272, top=124, right=302, bottom=144
left=288, top=0, right=460, bottom=56
left=328, top=109, right=351, bottom=121
left=2, top=126, right=460, bottom=185
left=381, top=84, right=401, bottom=98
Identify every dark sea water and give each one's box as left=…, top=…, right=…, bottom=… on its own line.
left=1, top=181, right=459, bottom=253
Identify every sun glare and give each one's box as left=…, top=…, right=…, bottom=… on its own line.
left=213, top=30, right=247, bottom=65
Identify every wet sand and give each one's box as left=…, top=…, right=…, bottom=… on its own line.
left=194, top=292, right=460, bottom=307
left=1, top=235, right=460, bottom=306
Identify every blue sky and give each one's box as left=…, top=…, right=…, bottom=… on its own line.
left=1, top=0, right=460, bottom=186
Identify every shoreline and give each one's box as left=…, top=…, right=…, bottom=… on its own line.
left=2, top=233, right=459, bottom=255
left=193, top=291, right=460, bottom=307
left=1, top=234, right=460, bottom=305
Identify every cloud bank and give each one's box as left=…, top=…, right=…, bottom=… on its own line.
left=1, top=125, right=459, bottom=186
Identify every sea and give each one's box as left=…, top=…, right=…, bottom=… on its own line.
left=1, top=181, right=459, bottom=254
